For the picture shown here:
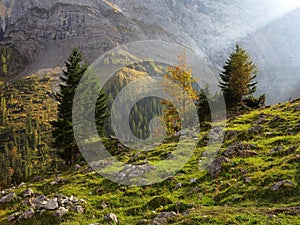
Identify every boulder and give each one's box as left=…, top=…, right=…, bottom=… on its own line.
left=75, top=164, right=81, bottom=171
left=33, top=195, right=48, bottom=208
left=70, top=205, right=84, bottom=214
left=19, top=209, right=34, bottom=220
left=207, top=156, right=230, bottom=178
left=225, top=130, right=239, bottom=140
left=0, top=192, right=15, bottom=203
left=44, top=198, right=59, bottom=210
left=270, top=146, right=284, bottom=154
left=222, top=143, right=258, bottom=158
left=272, top=180, right=295, bottom=191
left=104, top=213, right=118, bottom=224
left=151, top=211, right=177, bottom=225
left=286, top=146, right=298, bottom=154
left=190, top=178, right=197, bottom=183
left=7, top=211, right=23, bottom=222
left=54, top=207, right=69, bottom=218
left=22, top=188, right=34, bottom=197
left=248, top=125, right=264, bottom=134
left=18, top=182, right=26, bottom=188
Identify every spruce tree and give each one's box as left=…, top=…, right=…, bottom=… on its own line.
left=219, top=45, right=258, bottom=109
left=52, top=48, right=87, bottom=165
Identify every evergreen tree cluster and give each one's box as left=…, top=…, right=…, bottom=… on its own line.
left=0, top=77, right=57, bottom=188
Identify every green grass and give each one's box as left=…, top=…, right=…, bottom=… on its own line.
left=1, top=99, right=300, bottom=224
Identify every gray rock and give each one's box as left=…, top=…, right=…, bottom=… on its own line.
left=33, top=195, right=48, bottom=209
left=70, top=205, right=84, bottom=214
left=190, top=178, right=197, bottom=183
left=207, top=156, right=230, bottom=178
left=22, top=188, right=34, bottom=197
left=104, top=213, right=118, bottom=224
left=225, top=130, right=239, bottom=140
left=54, top=207, right=69, bottom=218
left=223, top=143, right=258, bottom=158
left=0, top=192, right=15, bottom=203
left=294, top=105, right=300, bottom=112
left=271, top=180, right=295, bottom=191
left=286, top=146, right=298, bottom=154
left=248, top=125, right=264, bottom=134
left=69, top=195, right=78, bottom=203
left=100, top=200, right=108, bottom=209
left=75, top=164, right=81, bottom=171
left=175, top=183, right=182, bottom=189
left=18, top=182, right=26, bottom=188
left=44, top=198, right=59, bottom=210
left=151, top=211, right=177, bottom=225
left=270, top=146, right=284, bottom=154
left=19, top=208, right=34, bottom=220
left=7, top=211, right=23, bottom=222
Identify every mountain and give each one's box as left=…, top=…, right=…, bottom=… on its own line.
left=0, top=0, right=300, bottom=101
left=0, top=98, right=300, bottom=224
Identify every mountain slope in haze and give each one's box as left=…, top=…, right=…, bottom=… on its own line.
left=0, top=0, right=300, bottom=103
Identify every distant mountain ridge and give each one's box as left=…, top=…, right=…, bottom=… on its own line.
left=0, top=0, right=299, bottom=103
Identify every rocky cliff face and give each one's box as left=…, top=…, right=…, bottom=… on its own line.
left=0, top=0, right=299, bottom=103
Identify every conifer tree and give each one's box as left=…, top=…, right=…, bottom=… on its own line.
left=219, top=44, right=258, bottom=108
left=52, top=48, right=87, bottom=165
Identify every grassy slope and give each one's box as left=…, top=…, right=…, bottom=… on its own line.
left=1, top=99, right=300, bottom=224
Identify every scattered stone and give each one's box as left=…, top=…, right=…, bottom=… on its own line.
left=33, top=195, right=48, bottom=208
left=175, top=183, right=182, bottom=189
left=0, top=192, right=15, bottom=203
left=18, top=182, right=26, bottom=188
left=294, top=124, right=300, bottom=132
left=19, top=208, right=35, bottom=220
left=286, top=146, right=298, bottom=154
left=7, top=211, right=23, bottom=222
left=225, top=130, right=239, bottom=140
left=22, top=188, right=34, bottom=198
left=136, top=219, right=148, bottom=224
left=151, top=211, right=177, bottom=225
left=188, top=187, right=200, bottom=195
left=244, top=177, right=252, bottom=183
left=248, top=125, right=264, bottom=134
left=44, top=198, right=59, bottom=210
left=190, top=178, right=197, bottom=183
left=270, top=146, right=284, bottom=154
left=40, top=209, right=47, bottom=215
left=54, top=207, right=69, bottom=218
left=222, top=143, right=258, bottom=158
left=100, top=200, right=108, bottom=209
left=55, top=177, right=68, bottom=184
left=104, top=213, right=118, bottom=224
left=113, top=163, right=155, bottom=183
left=207, top=156, right=230, bottom=178
left=32, top=176, right=42, bottom=182
left=182, top=208, right=195, bottom=216
left=75, top=164, right=81, bottom=171
left=294, top=105, right=300, bottom=112
left=268, top=115, right=286, bottom=127
left=271, top=180, right=295, bottom=191
left=70, top=205, right=84, bottom=214
left=69, top=195, right=78, bottom=203
left=78, top=199, right=87, bottom=204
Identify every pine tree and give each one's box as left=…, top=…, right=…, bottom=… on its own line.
left=219, top=44, right=258, bottom=108
left=161, top=50, right=198, bottom=135
left=52, top=48, right=87, bottom=165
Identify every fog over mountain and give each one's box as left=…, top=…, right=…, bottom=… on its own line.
left=0, top=0, right=299, bottom=103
